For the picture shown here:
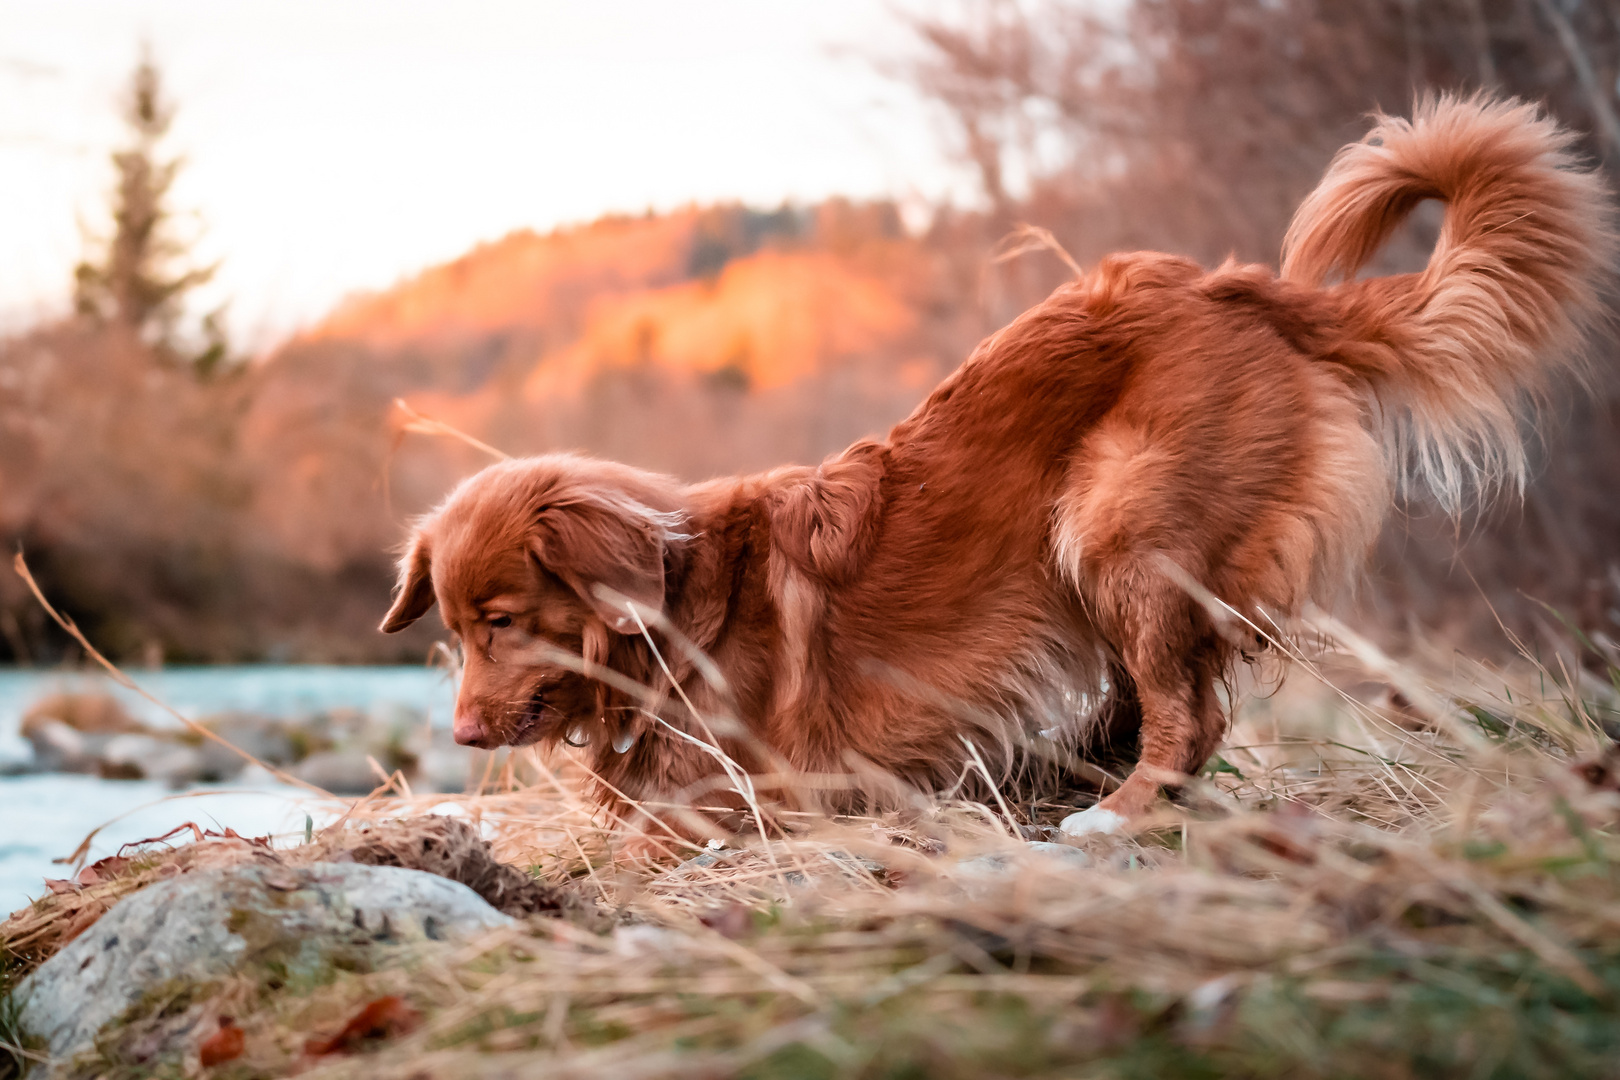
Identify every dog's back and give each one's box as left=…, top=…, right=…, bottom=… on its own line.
left=382, top=96, right=1614, bottom=838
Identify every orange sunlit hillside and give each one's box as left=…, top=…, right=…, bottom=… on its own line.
left=311, top=210, right=706, bottom=350
left=302, top=201, right=942, bottom=395
left=207, top=199, right=971, bottom=654
left=527, top=247, right=923, bottom=397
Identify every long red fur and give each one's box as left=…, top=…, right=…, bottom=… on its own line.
left=381, top=97, right=1614, bottom=835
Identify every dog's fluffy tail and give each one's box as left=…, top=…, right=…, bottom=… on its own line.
left=1282, top=94, right=1614, bottom=509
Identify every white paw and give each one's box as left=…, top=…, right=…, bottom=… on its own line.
left=1058, top=806, right=1127, bottom=837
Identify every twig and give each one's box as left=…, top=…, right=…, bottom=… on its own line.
left=993, top=223, right=1085, bottom=279
left=1530, top=0, right=1620, bottom=158
left=392, top=398, right=511, bottom=462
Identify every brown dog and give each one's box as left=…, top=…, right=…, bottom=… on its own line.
left=381, top=98, right=1612, bottom=839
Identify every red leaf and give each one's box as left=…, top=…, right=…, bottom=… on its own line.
left=76, top=855, right=132, bottom=887
left=303, top=996, right=421, bottom=1056
left=698, top=903, right=754, bottom=940
left=90, top=854, right=130, bottom=877
left=199, top=1017, right=245, bottom=1067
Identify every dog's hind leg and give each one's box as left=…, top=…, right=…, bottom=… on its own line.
left=1051, top=411, right=1246, bottom=834
left=1059, top=562, right=1229, bottom=836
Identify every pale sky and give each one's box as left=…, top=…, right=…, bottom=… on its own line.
left=0, top=1, right=966, bottom=351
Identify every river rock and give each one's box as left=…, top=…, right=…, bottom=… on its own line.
left=15, top=862, right=513, bottom=1072
left=292, top=748, right=384, bottom=794
left=414, top=727, right=479, bottom=793
left=196, top=711, right=307, bottom=779
left=955, top=841, right=1093, bottom=884
left=18, top=718, right=108, bottom=774
left=20, top=693, right=144, bottom=736
left=98, top=733, right=206, bottom=785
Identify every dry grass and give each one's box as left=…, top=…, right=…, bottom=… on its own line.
left=5, top=613, right=1620, bottom=1079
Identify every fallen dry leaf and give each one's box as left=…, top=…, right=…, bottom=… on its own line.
left=199, top=1017, right=245, bottom=1067
left=304, top=996, right=422, bottom=1056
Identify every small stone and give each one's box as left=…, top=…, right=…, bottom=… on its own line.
left=1025, top=841, right=1092, bottom=867
left=293, top=750, right=383, bottom=794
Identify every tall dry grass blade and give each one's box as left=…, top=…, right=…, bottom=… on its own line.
left=958, top=736, right=1021, bottom=837
left=993, top=223, right=1085, bottom=279
left=1302, top=604, right=1493, bottom=754
left=392, top=398, right=511, bottom=462
left=1449, top=874, right=1606, bottom=996
left=10, top=551, right=329, bottom=800
left=617, top=596, right=791, bottom=880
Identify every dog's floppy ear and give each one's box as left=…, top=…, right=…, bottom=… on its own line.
left=380, top=530, right=436, bottom=633
left=531, top=494, right=676, bottom=634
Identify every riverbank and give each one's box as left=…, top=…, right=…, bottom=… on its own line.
left=5, top=641, right=1619, bottom=1078
left=0, top=666, right=458, bottom=913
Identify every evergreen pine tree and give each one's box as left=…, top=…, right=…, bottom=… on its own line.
left=74, top=47, right=228, bottom=374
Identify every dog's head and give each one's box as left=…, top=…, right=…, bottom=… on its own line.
left=380, top=455, right=687, bottom=749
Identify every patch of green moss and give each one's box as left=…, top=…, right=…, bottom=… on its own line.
left=0, top=946, right=46, bottom=1080
left=416, top=937, right=1620, bottom=1080
left=65, top=977, right=221, bottom=1080
left=728, top=946, right=1620, bottom=1080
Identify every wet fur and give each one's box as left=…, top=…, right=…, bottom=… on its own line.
left=382, top=97, right=1613, bottom=833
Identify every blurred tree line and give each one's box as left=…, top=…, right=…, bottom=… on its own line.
left=0, top=53, right=408, bottom=664
left=907, top=0, right=1620, bottom=295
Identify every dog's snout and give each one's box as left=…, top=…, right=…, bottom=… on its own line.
left=453, top=707, right=492, bottom=749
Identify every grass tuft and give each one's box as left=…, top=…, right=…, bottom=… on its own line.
left=5, top=619, right=1620, bottom=1077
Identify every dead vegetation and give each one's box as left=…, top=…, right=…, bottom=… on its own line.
left=5, top=615, right=1619, bottom=1078
left=291, top=639, right=1620, bottom=1079
left=5, top=2, right=1620, bottom=669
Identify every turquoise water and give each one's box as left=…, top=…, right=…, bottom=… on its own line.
left=0, top=665, right=459, bottom=914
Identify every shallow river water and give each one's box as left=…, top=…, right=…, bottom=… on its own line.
left=0, top=665, right=457, bottom=914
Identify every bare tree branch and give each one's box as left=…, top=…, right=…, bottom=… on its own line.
left=1463, top=0, right=1498, bottom=85
left=1531, top=0, right=1620, bottom=156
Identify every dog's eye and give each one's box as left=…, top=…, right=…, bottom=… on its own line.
left=488, top=614, right=513, bottom=630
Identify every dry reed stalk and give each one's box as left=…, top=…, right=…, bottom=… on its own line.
left=391, top=398, right=510, bottom=462
left=10, top=553, right=330, bottom=801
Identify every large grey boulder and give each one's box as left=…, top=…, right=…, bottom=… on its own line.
left=16, top=862, right=513, bottom=1073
